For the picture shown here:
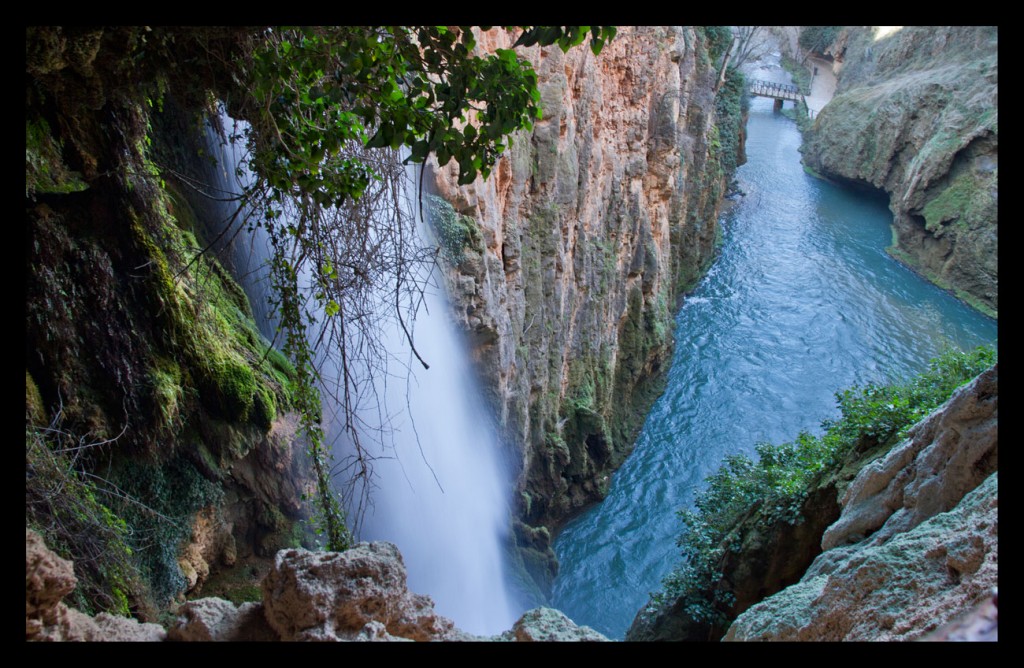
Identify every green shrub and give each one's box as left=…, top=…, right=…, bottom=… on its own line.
left=715, top=68, right=746, bottom=179
left=654, top=344, right=996, bottom=621
left=114, top=454, right=223, bottom=607
left=700, top=26, right=734, bottom=66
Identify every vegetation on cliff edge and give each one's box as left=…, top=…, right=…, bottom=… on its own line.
left=649, top=344, right=996, bottom=627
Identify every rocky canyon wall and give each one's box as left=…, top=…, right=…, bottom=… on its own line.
left=802, top=26, right=997, bottom=316
left=428, top=27, right=738, bottom=600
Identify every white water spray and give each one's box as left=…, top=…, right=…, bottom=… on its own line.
left=203, top=113, right=518, bottom=636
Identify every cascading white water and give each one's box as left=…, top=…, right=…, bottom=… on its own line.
left=350, top=249, right=518, bottom=635
left=202, top=112, right=518, bottom=636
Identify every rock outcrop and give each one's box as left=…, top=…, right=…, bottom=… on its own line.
left=802, top=26, right=997, bottom=316
left=27, top=529, right=167, bottom=641
left=259, top=542, right=464, bottom=641
left=28, top=528, right=607, bottom=642
left=724, top=473, right=997, bottom=641
left=429, top=26, right=739, bottom=599
left=819, top=364, right=997, bottom=554
left=167, top=598, right=278, bottom=641
left=498, top=607, right=607, bottom=642
left=724, top=366, right=998, bottom=641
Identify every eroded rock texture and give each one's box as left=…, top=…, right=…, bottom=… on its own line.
left=724, top=473, right=997, bottom=641
left=168, top=541, right=607, bottom=642
left=26, top=529, right=167, bottom=641
left=498, top=607, right=608, bottom=642
left=803, top=26, right=997, bottom=315
left=429, top=26, right=735, bottom=599
left=29, top=529, right=609, bottom=642
left=259, top=541, right=463, bottom=641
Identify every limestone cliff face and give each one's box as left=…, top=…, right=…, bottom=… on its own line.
left=802, top=26, right=997, bottom=316
left=428, top=27, right=733, bottom=597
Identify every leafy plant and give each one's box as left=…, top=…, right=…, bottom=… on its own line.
left=26, top=409, right=140, bottom=616
left=715, top=68, right=746, bottom=178
left=653, top=345, right=996, bottom=621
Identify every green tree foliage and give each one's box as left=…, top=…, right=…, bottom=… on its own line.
left=700, top=26, right=734, bottom=65
left=715, top=67, right=747, bottom=178
left=799, top=26, right=841, bottom=55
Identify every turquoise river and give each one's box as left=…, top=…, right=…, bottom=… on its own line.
left=549, top=95, right=998, bottom=639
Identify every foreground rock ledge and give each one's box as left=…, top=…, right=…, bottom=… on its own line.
left=26, top=532, right=607, bottom=642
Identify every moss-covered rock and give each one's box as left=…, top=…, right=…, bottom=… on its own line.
left=802, top=26, right=997, bottom=316
left=25, top=32, right=314, bottom=618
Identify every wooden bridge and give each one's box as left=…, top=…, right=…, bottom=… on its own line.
left=748, top=79, right=804, bottom=104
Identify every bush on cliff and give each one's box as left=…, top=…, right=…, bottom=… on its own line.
left=653, top=344, right=996, bottom=625
left=799, top=27, right=840, bottom=56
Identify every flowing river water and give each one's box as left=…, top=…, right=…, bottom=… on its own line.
left=549, top=94, right=998, bottom=639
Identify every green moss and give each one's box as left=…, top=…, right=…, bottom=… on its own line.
left=225, top=584, right=263, bottom=605
left=252, top=384, right=277, bottom=430
left=26, top=370, right=46, bottom=425
left=126, top=160, right=295, bottom=432
left=886, top=246, right=997, bottom=319
left=212, top=354, right=256, bottom=421
left=922, top=169, right=993, bottom=233
left=149, top=357, right=184, bottom=431
left=26, top=118, right=89, bottom=198
left=802, top=163, right=825, bottom=180
left=426, top=195, right=482, bottom=265
left=26, top=52, right=309, bottom=620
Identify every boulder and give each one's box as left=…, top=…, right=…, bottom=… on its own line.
left=500, top=607, right=608, bottom=642
left=26, top=528, right=166, bottom=641
left=260, top=542, right=462, bottom=641
left=167, top=598, right=277, bottom=641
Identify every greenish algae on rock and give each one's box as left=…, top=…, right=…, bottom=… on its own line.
left=25, top=27, right=315, bottom=619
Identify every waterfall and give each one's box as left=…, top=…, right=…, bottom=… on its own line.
left=349, top=222, right=518, bottom=634
left=200, top=111, right=517, bottom=636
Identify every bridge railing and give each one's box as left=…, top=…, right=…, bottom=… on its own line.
left=748, top=79, right=801, bottom=97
